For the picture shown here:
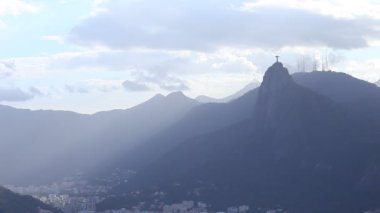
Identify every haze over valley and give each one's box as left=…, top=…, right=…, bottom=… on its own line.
left=1, top=0, right=380, bottom=213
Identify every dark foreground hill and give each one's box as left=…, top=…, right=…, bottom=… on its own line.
left=0, top=186, right=60, bottom=213
left=99, top=63, right=380, bottom=213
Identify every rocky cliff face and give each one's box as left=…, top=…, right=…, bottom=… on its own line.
left=253, top=62, right=295, bottom=131
left=253, top=61, right=334, bottom=138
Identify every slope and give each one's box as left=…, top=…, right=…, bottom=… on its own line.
left=0, top=92, right=199, bottom=185
left=0, top=186, right=60, bottom=213
left=196, top=81, right=259, bottom=103
left=101, top=62, right=380, bottom=213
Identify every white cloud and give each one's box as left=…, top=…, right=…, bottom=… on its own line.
left=122, top=80, right=150, bottom=92
left=0, top=87, right=41, bottom=102
left=0, top=47, right=263, bottom=98
left=243, top=0, right=380, bottom=20
left=0, top=0, right=41, bottom=32
left=42, top=35, right=65, bottom=44
left=0, top=60, right=16, bottom=78
left=127, top=70, right=190, bottom=92
left=1, top=0, right=380, bottom=112
left=67, top=0, right=380, bottom=52
left=56, top=78, right=124, bottom=94
left=338, top=59, right=380, bottom=82
left=0, top=0, right=40, bottom=16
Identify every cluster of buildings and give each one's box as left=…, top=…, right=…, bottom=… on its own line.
left=3, top=170, right=288, bottom=213
left=38, top=194, right=99, bottom=213
left=101, top=201, right=250, bottom=213
left=5, top=183, right=103, bottom=213
left=5, top=180, right=108, bottom=213
left=5, top=169, right=139, bottom=213
left=5, top=174, right=111, bottom=196
left=365, top=210, right=380, bottom=213
left=263, top=210, right=287, bottom=213
left=162, top=201, right=207, bottom=213
left=5, top=174, right=114, bottom=213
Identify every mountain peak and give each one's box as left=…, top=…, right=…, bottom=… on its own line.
left=147, top=93, right=165, bottom=102
left=253, top=62, right=306, bottom=132
left=166, top=91, right=186, bottom=99
left=259, top=62, right=293, bottom=96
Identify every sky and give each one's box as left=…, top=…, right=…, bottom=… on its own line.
left=0, top=0, right=380, bottom=113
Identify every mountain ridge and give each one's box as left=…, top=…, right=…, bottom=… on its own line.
left=0, top=91, right=199, bottom=185
left=196, top=81, right=260, bottom=103
left=99, top=62, right=380, bottom=213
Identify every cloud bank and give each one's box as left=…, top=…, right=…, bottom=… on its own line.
left=68, top=0, right=380, bottom=51
left=0, top=87, right=41, bottom=102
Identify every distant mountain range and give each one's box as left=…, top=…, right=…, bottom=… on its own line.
left=0, top=92, right=199, bottom=184
left=196, top=81, right=260, bottom=103
left=98, top=64, right=380, bottom=213
left=0, top=186, right=60, bottom=213
left=104, top=70, right=380, bottom=175
left=1, top=62, right=380, bottom=212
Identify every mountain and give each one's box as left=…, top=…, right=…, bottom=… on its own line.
left=86, top=92, right=199, bottom=160
left=109, top=88, right=259, bottom=172
left=194, top=95, right=220, bottom=103
left=0, top=92, right=199, bottom=185
left=293, top=71, right=380, bottom=103
left=196, top=81, right=259, bottom=103
left=99, top=62, right=380, bottom=212
left=0, top=106, right=89, bottom=184
left=376, top=79, right=380, bottom=87
left=1, top=68, right=376, bottom=185
left=197, top=71, right=380, bottom=104
left=0, top=186, right=60, bottom=213
left=109, top=70, right=380, bottom=174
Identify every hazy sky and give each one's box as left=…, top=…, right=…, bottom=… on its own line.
left=0, top=0, right=380, bottom=113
